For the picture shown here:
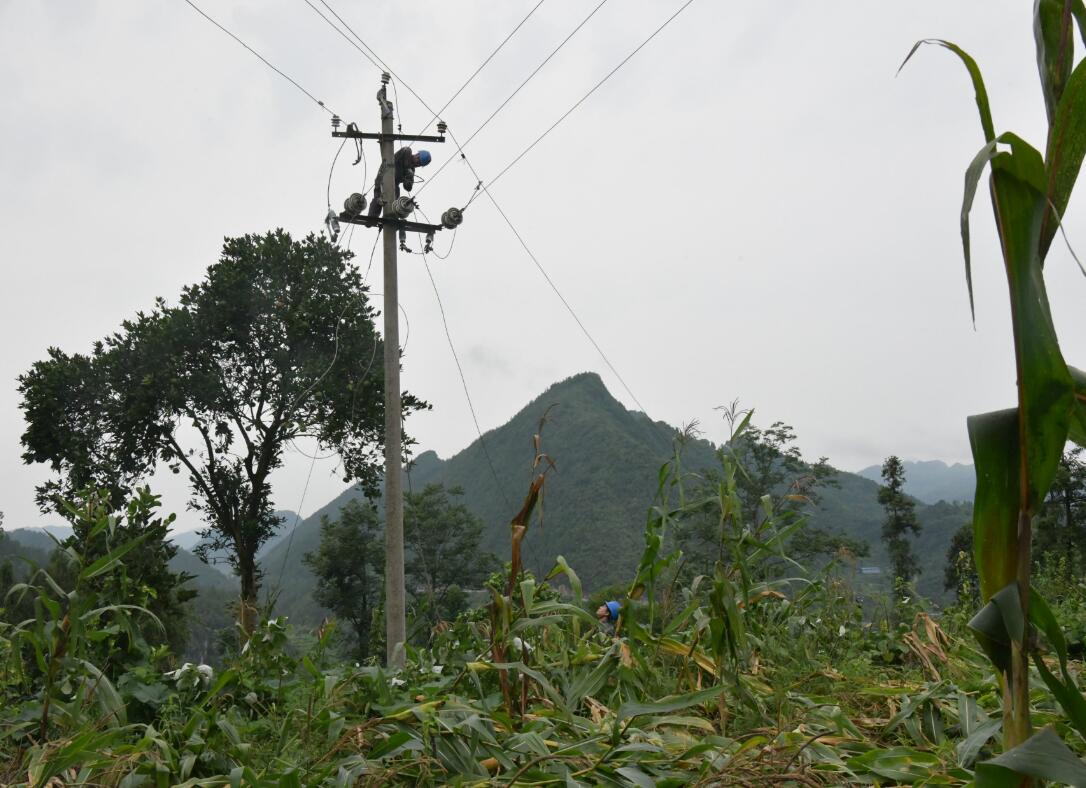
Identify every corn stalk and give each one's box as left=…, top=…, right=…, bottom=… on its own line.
left=903, top=1, right=1086, bottom=780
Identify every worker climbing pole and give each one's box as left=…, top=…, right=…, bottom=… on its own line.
left=326, top=73, right=464, bottom=668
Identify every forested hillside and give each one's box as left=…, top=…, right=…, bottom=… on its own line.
left=4, top=526, right=236, bottom=592
left=264, top=372, right=969, bottom=625
left=857, top=459, right=975, bottom=504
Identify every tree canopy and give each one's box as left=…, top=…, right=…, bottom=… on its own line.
left=19, top=230, right=426, bottom=635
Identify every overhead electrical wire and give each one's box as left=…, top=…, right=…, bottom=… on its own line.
left=480, top=186, right=650, bottom=417
left=326, top=138, right=347, bottom=208
left=414, top=0, right=549, bottom=136
left=310, top=0, right=680, bottom=432
left=301, top=0, right=382, bottom=71
left=421, top=253, right=512, bottom=510
left=181, top=0, right=335, bottom=115
left=487, top=0, right=698, bottom=189
left=272, top=451, right=318, bottom=594
left=413, top=0, right=610, bottom=199
left=309, top=0, right=431, bottom=119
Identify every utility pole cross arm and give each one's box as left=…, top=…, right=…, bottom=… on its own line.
left=332, top=131, right=446, bottom=143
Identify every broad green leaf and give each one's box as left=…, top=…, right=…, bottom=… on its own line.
left=900, top=40, right=995, bottom=142
left=545, top=556, right=583, bottom=604
left=79, top=531, right=150, bottom=581
left=957, top=718, right=1001, bottom=768
left=79, top=659, right=127, bottom=727
left=968, top=410, right=1021, bottom=599
left=990, top=164, right=1075, bottom=509
left=490, top=661, right=563, bottom=706
left=617, top=684, right=722, bottom=722
left=848, top=746, right=942, bottom=782
left=992, top=132, right=1047, bottom=192
left=615, top=765, right=656, bottom=788
left=563, top=647, right=617, bottom=710
left=1042, top=42, right=1086, bottom=260
left=644, top=715, right=716, bottom=733
left=961, top=133, right=1046, bottom=324
left=1070, top=366, right=1086, bottom=447
left=521, top=601, right=598, bottom=625
left=976, top=727, right=1086, bottom=786
left=968, top=582, right=1025, bottom=674
left=1029, top=588, right=1086, bottom=739
left=368, top=731, right=414, bottom=759
left=1034, top=0, right=1075, bottom=123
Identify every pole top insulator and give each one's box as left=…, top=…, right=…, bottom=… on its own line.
left=441, top=207, right=464, bottom=229
left=391, top=196, right=415, bottom=219
left=381, top=71, right=391, bottom=85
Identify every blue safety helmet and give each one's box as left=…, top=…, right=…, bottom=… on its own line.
left=417, top=150, right=432, bottom=166
left=605, top=601, right=620, bottom=621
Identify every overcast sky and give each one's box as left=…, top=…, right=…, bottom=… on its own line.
left=2, top=1, right=1085, bottom=534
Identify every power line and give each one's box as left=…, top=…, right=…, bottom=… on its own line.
left=273, top=448, right=318, bottom=592
left=414, top=0, right=610, bottom=199
left=301, top=0, right=382, bottom=71
left=421, top=254, right=512, bottom=511
left=310, top=0, right=434, bottom=119
left=481, top=185, right=650, bottom=417
left=181, top=0, right=335, bottom=115
left=310, top=1, right=669, bottom=428
left=415, top=0, right=549, bottom=136
left=326, top=138, right=347, bottom=208
left=489, top=0, right=698, bottom=188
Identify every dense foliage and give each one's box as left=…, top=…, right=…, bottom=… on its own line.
left=304, top=499, right=384, bottom=661
left=878, top=456, right=921, bottom=594
left=264, top=372, right=971, bottom=621
left=403, top=483, right=498, bottom=635
left=0, top=447, right=1052, bottom=787
left=902, top=0, right=1086, bottom=775
left=18, top=231, right=424, bottom=636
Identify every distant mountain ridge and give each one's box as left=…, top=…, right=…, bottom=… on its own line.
left=170, top=510, right=298, bottom=576
left=856, top=460, right=975, bottom=504
left=3, top=526, right=235, bottom=592
left=260, top=372, right=971, bottom=625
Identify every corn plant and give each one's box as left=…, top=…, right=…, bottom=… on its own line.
left=903, top=1, right=1086, bottom=780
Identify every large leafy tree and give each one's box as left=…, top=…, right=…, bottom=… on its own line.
left=1034, top=447, right=1086, bottom=577
left=303, top=499, right=383, bottom=661
left=678, top=419, right=845, bottom=578
left=404, top=484, right=497, bottom=633
left=877, top=455, right=921, bottom=592
left=51, top=488, right=196, bottom=664
left=724, top=421, right=838, bottom=526
left=19, top=231, right=424, bottom=637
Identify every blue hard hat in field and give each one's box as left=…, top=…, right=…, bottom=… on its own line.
left=606, top=601, right=620, bottom=621
left=417, top=150, right=432, bottom=166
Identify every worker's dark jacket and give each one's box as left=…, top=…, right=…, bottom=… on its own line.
left=368, top=147, right=415, bottom=218
left=394, top=147, right=416, bottom=191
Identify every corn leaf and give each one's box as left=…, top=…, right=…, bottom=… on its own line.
left=976, top=727, right=1086, bottom=786
left=989, top=162, right=1075, bottom=510
left=617, top=684, right=722, bottom=722
left=968, top=582, right=1024, bottom=675
left=1029, top=589, right=1086, bottom=739
left=900, top=40, right=995, bottom=142
left=968, top=410, right=1022, bottom=599
left=1070, top=366, right=1086, bottom=447
left=1034, top=0, right=1075, bottom=124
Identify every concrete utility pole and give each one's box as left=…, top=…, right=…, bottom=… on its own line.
left=327, top=74, right=461, bottom=669
left=377, top=77, right=406, bottom=668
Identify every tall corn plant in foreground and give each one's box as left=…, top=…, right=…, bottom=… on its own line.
left=904, top=1, right=1086, bottom=780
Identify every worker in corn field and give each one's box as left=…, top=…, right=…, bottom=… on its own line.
left=596, top=600, right=620, bottom=635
